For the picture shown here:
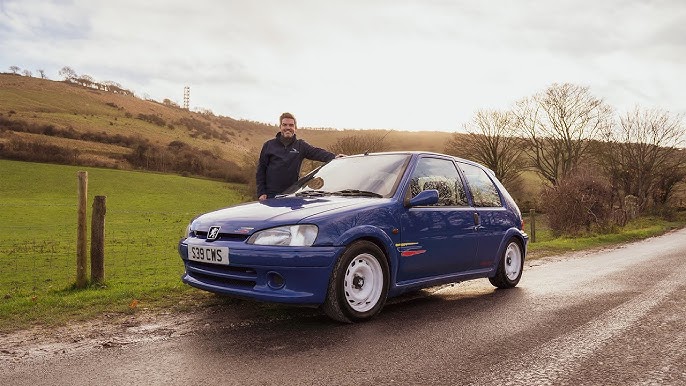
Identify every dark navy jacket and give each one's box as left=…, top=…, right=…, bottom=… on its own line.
left=256, top=133, right=335, bottom=198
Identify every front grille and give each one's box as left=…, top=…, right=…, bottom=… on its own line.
left=194, top=231, right=249, bottom=242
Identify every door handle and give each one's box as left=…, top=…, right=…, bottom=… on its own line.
left=473, top=212, right=481, bottom=231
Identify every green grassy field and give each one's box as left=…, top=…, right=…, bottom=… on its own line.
left=0, top=159, right=684, bottom=331
left=0, top=159, right=244, bottom=330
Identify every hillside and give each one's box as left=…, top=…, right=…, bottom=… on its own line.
left=0, top=73, right=455, bottom=180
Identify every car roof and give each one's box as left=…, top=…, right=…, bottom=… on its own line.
left=348, top=151, right=498, bottom=177
left=345, top=151, right=489, bottom=170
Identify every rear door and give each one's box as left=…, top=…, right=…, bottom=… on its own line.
left=457, top=162, right=507, bottom=269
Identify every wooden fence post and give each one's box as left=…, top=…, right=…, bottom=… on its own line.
left=76, top=171, right=88, bottom=288
left=529, top=208, right=537, bottom=243
left=91, top=196, right=107, bottom=284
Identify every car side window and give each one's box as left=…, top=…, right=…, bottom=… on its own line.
left=408, top=158, right=468, bottom=207
left=458, top=162, right=502, bottom=207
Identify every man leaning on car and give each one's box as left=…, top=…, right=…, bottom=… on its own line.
left=256, top=112, right=343, bottom=200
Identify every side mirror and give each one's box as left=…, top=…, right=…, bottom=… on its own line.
left=407, top=189, right=439, bottom=207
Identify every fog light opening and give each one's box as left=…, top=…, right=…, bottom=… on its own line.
left=266, top=271, right=285, bottom=289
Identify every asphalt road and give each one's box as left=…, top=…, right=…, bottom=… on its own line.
left=2, top=228, right=685, bottom=385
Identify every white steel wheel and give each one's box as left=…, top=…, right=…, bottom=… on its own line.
left=489, top=238, right=524, bottom=289
left=504, top=242, right=523, bottom=281
left=343, top=253, right=383, bottom=313
left=322, top=240, right=390, bottom=323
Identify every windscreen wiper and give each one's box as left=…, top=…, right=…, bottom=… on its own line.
left=295, top=190, right=330, bottom=197
left=332, top=189, right=383, bottom=198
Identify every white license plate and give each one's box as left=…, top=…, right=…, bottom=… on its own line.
left=187, top=244, right=229, bottom=265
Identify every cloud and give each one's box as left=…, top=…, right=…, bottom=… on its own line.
left=1, top=0, right=684, bottom=131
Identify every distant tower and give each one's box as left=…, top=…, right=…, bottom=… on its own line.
left=183, top=86, right=190, bottom=110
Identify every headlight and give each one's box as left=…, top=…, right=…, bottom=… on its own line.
left=247, top=225, right=318, bottom=246
left=186, top=217, right=200, bottom=238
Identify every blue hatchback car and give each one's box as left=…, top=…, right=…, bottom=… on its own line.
left=179, top=152, right=528, bottom=322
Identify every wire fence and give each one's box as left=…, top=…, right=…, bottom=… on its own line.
left=0, top=202, right=191, bottom=298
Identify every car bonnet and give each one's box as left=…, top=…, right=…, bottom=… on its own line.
left=190, top=196, right=379, bottom=235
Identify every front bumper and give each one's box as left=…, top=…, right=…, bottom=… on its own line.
left=178, top=238, right=345, bottom=305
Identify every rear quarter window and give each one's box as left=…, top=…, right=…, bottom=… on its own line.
left=458, top=162, right=502, bottom=207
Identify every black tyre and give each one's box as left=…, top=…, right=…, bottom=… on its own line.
left=489, top=238, right=524, bottom=289
left=322, top=240, right=390, bottom=323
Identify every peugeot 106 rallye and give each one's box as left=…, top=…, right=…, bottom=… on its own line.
left=179, top=152, right=528, bottom=322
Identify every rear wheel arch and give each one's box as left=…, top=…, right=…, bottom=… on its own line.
left=515, top=233, right=527, bottom=254
left=489, top=236, right=524, bottom=289
left=496, top=229, right=527, bottom=262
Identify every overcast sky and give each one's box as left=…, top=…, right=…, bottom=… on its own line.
left=1, top=0, right=684, bottom=131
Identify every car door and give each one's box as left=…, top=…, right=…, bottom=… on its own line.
left=397, top=156, right=479, bottom=283
left=458, top=162, right=508, bottom=270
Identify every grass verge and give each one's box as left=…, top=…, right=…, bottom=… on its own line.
left=525, top=213, right=686, bottom=258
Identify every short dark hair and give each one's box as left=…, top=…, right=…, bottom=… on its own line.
left=279, top=112, right=297, bottom=128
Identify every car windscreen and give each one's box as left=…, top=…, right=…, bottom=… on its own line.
left=284, top=154, right=411, bottom=198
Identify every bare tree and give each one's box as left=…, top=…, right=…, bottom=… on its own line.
left=77, top=74, right=95, bottom=88
left=445, top=109, right=524, bottom=186
left=9, top=65, right=20, bottom=74
left=22, top=69, right=33, bottom=77
left=651, top=149, right=686, bottom=207
left=163, top=98, right=180, bottom=108
left=197, top=108, right=215, bottom=116
left=513, top=83, right=613, bottom=185
left=37, top=69, right=47, bottom=79
left=101, top=80, right=120, bottom=91
left=597, top=107, right=685, bottom=211
left=288, top=133, right=390, bottom=178
left=58, top=66, right=77, bottom=81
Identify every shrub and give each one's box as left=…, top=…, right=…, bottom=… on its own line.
left=175, top=117, right=227, bottom=141
left=0, top=138, right=79, bottom=165
left=541, top=170, right=614, bottom=236
left=136, top=114, right=166, bottom=127
left=328, top=133, right=389, bottom=156
left=124, top=141, right=246, bottom=183
left=240, top=148, right=260, bottom=198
